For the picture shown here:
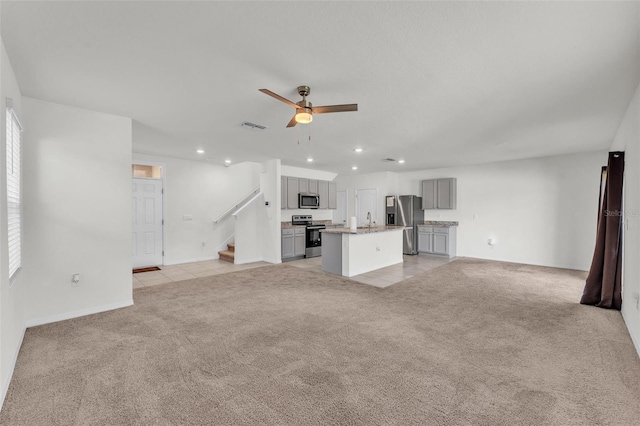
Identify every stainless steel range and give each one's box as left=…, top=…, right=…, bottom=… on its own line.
left=292, top=215, right=326, bottom=258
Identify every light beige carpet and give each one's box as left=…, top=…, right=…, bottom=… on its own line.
left=2, top=258, right=639, bottom=425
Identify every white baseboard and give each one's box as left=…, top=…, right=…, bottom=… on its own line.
left=25, top=299, right=134, bottom=328
left=0, top=323, right=26, bottom=412
left=234, top=256, right=264, bottom=265
left=164, top=256, right=217, bottom=266
left=262, top=257, right=281, bottom=264
left=622, top=310, right=640, bottom=359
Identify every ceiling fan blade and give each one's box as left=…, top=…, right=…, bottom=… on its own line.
left=259, top=89, right=299, bottom=109
left=286, top=114, right=298, bottom=128
left=312, top=104, right=358, bottom=114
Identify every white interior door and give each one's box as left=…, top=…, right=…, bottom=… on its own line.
left=335, top=190, right=347, bottom=225
left=132, top=178, right=163, bottom=268
left=355, top=189, right=377, bottom=227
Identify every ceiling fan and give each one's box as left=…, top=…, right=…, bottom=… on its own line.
left=259, top=86, right=358, bottom=128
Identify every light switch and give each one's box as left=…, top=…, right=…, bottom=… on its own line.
left=183, top=215, right=193, bottom=221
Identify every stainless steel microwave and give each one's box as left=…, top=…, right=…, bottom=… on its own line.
left=298, top=193, right=320, bottom=209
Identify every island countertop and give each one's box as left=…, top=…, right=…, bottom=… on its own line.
left=321, top=225, right=410, bottom=235
left=422, top=221, right=459, bottom=227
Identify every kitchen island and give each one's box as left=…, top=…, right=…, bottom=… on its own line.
left=321, top=226, right=408, bottom=277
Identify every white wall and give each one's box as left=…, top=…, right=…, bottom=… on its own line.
left=334, top=172, right=398, bottom=227
left=610, top=83, right=640, bottom=357
left=132, top=153, right=260, bottom=264
left=336, top=151, right=606, bottom=271
left=22, top=97, right=133, bottom=326
left=281, top=165, right=337, bottom=222
left=260, top=159, right=281, bottom=263
left=0, top=39, right=26, bottom=408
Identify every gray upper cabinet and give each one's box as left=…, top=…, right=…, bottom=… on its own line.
left=286, top=177, right=299, bottom=209
left=298, top=178, right=309, bottom=194
left=281, top=176, right=337, bottom=210
left=308, top=179, right=318, bottom=194
left=281, top=176, right=287, bottom=209
left=422, top=178, right=457, bottom=209
left=328, top=182, right=337, bottom=209
left=318, top=181, right=329, bottom=209
left=422, top=180, right=437, bottom=209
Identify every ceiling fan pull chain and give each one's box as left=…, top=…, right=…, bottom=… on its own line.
left=309, top=122, right=312, bottom=143
left=297, top=125, right=300, bottom=145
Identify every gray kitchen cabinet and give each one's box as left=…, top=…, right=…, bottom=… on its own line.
left=422, top=178, right=457, bottom=209
left=417, top=227, right=433, bottom=253
left=422, top=180, right=437, bottom=209
left=318, top=180, right=329, bottom=209
left=286, top=177, right=299, bottom=209
left=282, top=229, right=295, bottom=259
left=294, top=228, right=306, bottom=256
left=281, top=176, right=287, bottom=209
left=308, top=179, right=318, bottom=194
left=298, top=178, right=309, bottom=194
left=417, top=225, right=457, bottom=257
left=328, top=182, right=337, bottom=209
left=282, top=228, right=306, bottom=260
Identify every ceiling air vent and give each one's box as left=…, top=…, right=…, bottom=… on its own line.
left=381, top=158, right=397, bottom=162
left=241, top=122, right=267, bottom=131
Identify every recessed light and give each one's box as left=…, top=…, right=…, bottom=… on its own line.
left=196, top=149, right=205, bottom=154
left=398, top=159, right=405, bottom=164
left=224, top=159, right=231, bottom=164
left=352, top=166, right=358, bottom=170
left=307, top=158, right=314, bottom=162
left=354, top=148, right=363, bottom=153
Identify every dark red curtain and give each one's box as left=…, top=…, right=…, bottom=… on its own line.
left=581, top=152, right=624, bottom=310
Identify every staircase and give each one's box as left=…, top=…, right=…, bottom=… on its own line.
left=218, top=243, right=235, bottom=263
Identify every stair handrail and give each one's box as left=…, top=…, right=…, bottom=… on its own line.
left=213, top=186, right=260, bottom=224
left=232, top=191, right=263, bottom=218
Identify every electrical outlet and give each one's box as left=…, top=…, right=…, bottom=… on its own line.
left=72, top=274, right=80, bottom=287
left=633, top=292, right=640, bottom=310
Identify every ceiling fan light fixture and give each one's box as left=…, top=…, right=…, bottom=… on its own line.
left=295, top=108, right=313, bottom=124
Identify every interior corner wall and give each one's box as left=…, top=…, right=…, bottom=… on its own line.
left=22, top=97, right=133, bottom=326
left=0, top=38, right=26, bottom=407
left=132, top=153, right=261, bottom=265
left=610, top=83, right=640, bottom=357
left=280, top=165, right=338, bottom=222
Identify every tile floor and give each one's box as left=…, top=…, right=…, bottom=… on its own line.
left=133, top=254, right=456, bottom=290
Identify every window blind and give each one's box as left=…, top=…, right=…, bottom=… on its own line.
left=6, top=103, right=22, bottom=281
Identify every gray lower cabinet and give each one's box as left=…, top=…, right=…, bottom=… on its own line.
left=417, top=226, right=457, bottom=257
left=282, top=228, right=306, bottom=260
left=294, top=228, right=305, bottom=256
left=422, top=178, right=457, bottom=209
left=282, top=229, right=295, bottom=258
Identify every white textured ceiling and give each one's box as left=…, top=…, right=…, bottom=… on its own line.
left=2, top=1, right=639, bottom=174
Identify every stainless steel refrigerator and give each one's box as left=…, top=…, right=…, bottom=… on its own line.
left=385, top=195, right=424, bottom=255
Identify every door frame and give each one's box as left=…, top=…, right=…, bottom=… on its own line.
left=132, top=160, right=166, bottom=266
left=335, top=190, right=348, bottom=225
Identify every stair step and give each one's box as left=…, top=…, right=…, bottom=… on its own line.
left=218, top=250, right=235, bottom=264
left=227, top=243, right=235, bottom=252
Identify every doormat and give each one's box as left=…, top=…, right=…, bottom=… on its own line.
left=133, top=266, right=161, bottom=274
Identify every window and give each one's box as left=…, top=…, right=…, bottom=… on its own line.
left=6, top=99, right=22, bottom=281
